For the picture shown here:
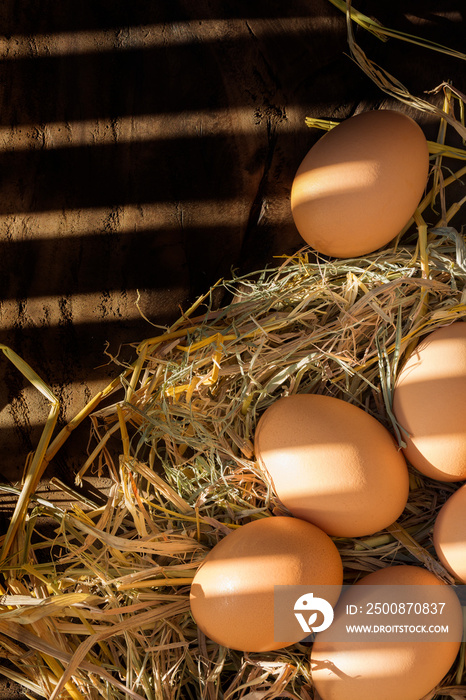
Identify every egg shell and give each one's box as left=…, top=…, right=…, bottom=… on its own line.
left=290, top=110, right=429, bottom=258
left=393, top=322, right=466, bottom=481
left=434, top=484, right=466, bottom=582
left=311, top=565, right=462, bottom=700
left=254, top=394, right=409, bottom=537
left=189, top=515, right=343, bottom=652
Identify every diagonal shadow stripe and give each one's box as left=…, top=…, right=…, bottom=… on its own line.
left=0, top=0, right=340, bottom=38
left=0, top=30, right=350, bottom=125
left=0, top=227, right=244, bottom=300
left=0, top=133, right=267, bottom=214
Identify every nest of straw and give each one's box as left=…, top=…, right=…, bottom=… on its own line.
left=2, top=3, right=466, bottom=699
left=2, top=239, right=466, bottom=699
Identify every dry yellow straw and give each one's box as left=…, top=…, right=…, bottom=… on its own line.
left=0, top=345, right=59, bottom=564
left=2, top=6, right=466, bottom=697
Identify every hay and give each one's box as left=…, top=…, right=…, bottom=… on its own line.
left=2, top=232, right=466, bottom=698
left=2, top=5, right=466, bottom=699
left=330, top=0, right=466, bottom=140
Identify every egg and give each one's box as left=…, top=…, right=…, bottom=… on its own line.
left=434, top=484, right=466, bottom=582
left=290, top=110, right=429, bottom=258
left=189, top=515, right=343, bottom=652
left=254, top=394, right=409, bottom=537
left=311, top=565, right=463, bottom=700
left=393, top=322, right=466, bottom=481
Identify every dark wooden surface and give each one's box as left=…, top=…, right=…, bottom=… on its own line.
left=0, top=2, right=466, bottom=698
left=0, top=2, right=465, bottom=485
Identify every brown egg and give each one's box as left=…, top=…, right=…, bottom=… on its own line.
left=393, top=322, right=466, bottom=481
left=254, top=394, right=409, bottom=537
left=189, top=516, right=343, bottom=652
left=311, top=565, right=463, bottom=700
left=290, top=110, right=429, bottom=258
left=434, top=484, right=466, bottom=582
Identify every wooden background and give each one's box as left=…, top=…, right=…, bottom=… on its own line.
left=0, top=1, right=465, bottom=498
left=0, top=1, right=466, bottom=697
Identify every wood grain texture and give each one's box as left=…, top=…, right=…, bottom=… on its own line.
left=0, top=2, right=466, bottom=698
left=0, top=1, right=465, bottom=480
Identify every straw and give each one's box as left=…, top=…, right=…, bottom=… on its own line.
left=3, top=231, right=466, bottom=697
left=2, top=6, right=466, bottom=698
left=328, top=0, right=466, bottom=62
left=0, top=345, right=59, bottom=565
left=337, top=0, right=466, bottom=141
